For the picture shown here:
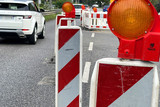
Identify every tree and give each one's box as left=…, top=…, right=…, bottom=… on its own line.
left=55, top=0, right=72, bottom=8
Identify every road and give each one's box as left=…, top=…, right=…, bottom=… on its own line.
left=0, top=18, right=160, bottom=107
left=0, top=20, right=56, bottom=106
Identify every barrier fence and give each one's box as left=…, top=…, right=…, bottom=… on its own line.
left=81, top=10, right=109, bottom=30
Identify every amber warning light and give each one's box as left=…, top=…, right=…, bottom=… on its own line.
left=62, top=2, right=75, bottom=18
left=107, top=0, right=160, bottom=62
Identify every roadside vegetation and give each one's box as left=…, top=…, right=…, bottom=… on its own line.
left=35, top=0, right=160, bottom=18
left=44, top=14, right=57, bottom=21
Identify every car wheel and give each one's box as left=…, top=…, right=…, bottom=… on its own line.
left=38, top=24, right=45, bottom=39
left=28, top=27, right=37, bottom=44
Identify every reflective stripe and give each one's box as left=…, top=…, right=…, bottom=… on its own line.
left=58, top=75, right=79, bottom=107
left=109, top=69, right=153, bottom=107
left=58, top=30, right=80, bottom=72
left=100, top=14, right=103, bottom=18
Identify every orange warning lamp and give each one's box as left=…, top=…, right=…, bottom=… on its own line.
left=93, top=7, right=97, bottom=12
left=81, top=5, right=85, bottom=10
left=107, top=0, right=160, bottom=62
left=62, top=2, right=75, bottom=18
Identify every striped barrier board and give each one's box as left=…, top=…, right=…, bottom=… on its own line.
left=90, top=58, right=159, bottom=107
left=55, top=26, right=82, bottom=107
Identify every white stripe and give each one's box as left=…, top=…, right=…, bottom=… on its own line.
left=100, top=26, right=103, bottom=29
left=91, top=33, right=95, bottom=38
left=100, top=14, right=103, bottom=18
left=109, top=69, right=154, bottom=107
left=58, top=75, right=79, bottom=107
left=58, top=30, right=80, bottom=72
left=88, top=42, right=94, bottom=51
left=91, top=26, right=96, bottom=28
left=93, top=13, right=96, bottom=18
left=82, top=62, right=91, bottom=83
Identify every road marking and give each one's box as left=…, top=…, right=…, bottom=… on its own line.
left=91, top=33, right=95, bottom=38
left=82, top=62, right=91, bottom=83
left=38, top=76, right=55, bottom=85
left=88, top=42, right=94, bottom=51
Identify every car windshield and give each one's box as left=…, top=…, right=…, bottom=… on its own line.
left=85, top=5, right=88, bottom=8
left=0, top=3, right=28, bottom=11
left=74, top=5, right=82, bottom=9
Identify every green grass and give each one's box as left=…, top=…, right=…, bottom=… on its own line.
left=44, top=14, right=57, bottom=21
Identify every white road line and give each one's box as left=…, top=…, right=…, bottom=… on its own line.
left=82, top=62, right=91, bottom=83
left=88, top=42, right=94, bottom=51
left=91, top=33, right=95, bottom=38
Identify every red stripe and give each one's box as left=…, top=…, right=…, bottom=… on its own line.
left=96, top=26, right=100, bottom=28
left=96, top=64, right=153, bottom=107
left=91, top=13, right=93, bottom=18
left=58, top=53, right=80, bottom=93
left=97, top=14, right=100, bottom=18
left=59, top=29, right=79, bottom=50
left=60, top=20, right=67, bottom=26
left=91, top=26, right=93, bottom=28
left=71, top=20, right=74, bottom=23
left=57, top=16, right=65, bottom=25
left=67, top=95, right=79, bottom=107
left=103, top=26, right=107, bottom=28
left=103, top=14, right=107, bottom=18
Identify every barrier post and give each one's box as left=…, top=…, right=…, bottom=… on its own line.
left=55, top=25, right=82, bottom=107
left=55, top=2, right=82, bottom=107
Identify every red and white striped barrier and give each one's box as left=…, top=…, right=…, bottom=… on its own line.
left=90, top=13, right=108, bottom=29
left=90, top=58, right=159, bottom=107
left=55, top=25, right=82, bottom=107
left=81, top=11, right=109, bottom=30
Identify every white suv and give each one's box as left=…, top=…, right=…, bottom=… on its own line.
left=0, top=0, right=45, bottom=44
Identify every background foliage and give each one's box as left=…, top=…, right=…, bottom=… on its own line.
left=35, top=0, right=160, bottom=12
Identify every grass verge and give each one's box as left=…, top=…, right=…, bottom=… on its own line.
left=44, top=14, right=57, bottom=21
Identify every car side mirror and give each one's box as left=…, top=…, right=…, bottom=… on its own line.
left=40, top=9, right=45, bottom=12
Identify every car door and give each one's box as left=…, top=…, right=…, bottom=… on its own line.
left=28, top=3, right=42, bottom=33
left=32, top=3, right=43, bottom=33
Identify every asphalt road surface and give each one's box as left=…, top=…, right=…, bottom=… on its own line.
left=0, top=18, right=160, bottom=107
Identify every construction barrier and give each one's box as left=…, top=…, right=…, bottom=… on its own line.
left=81, top=10, right=109, bottom=30
left=55, top=20, right=82, bottom=107
left=90, top=58, right=159, bottom=107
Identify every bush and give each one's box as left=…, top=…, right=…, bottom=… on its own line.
left=39, top=2, right=51, bottom=10
left=44, top=14, right=57, bottom=21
